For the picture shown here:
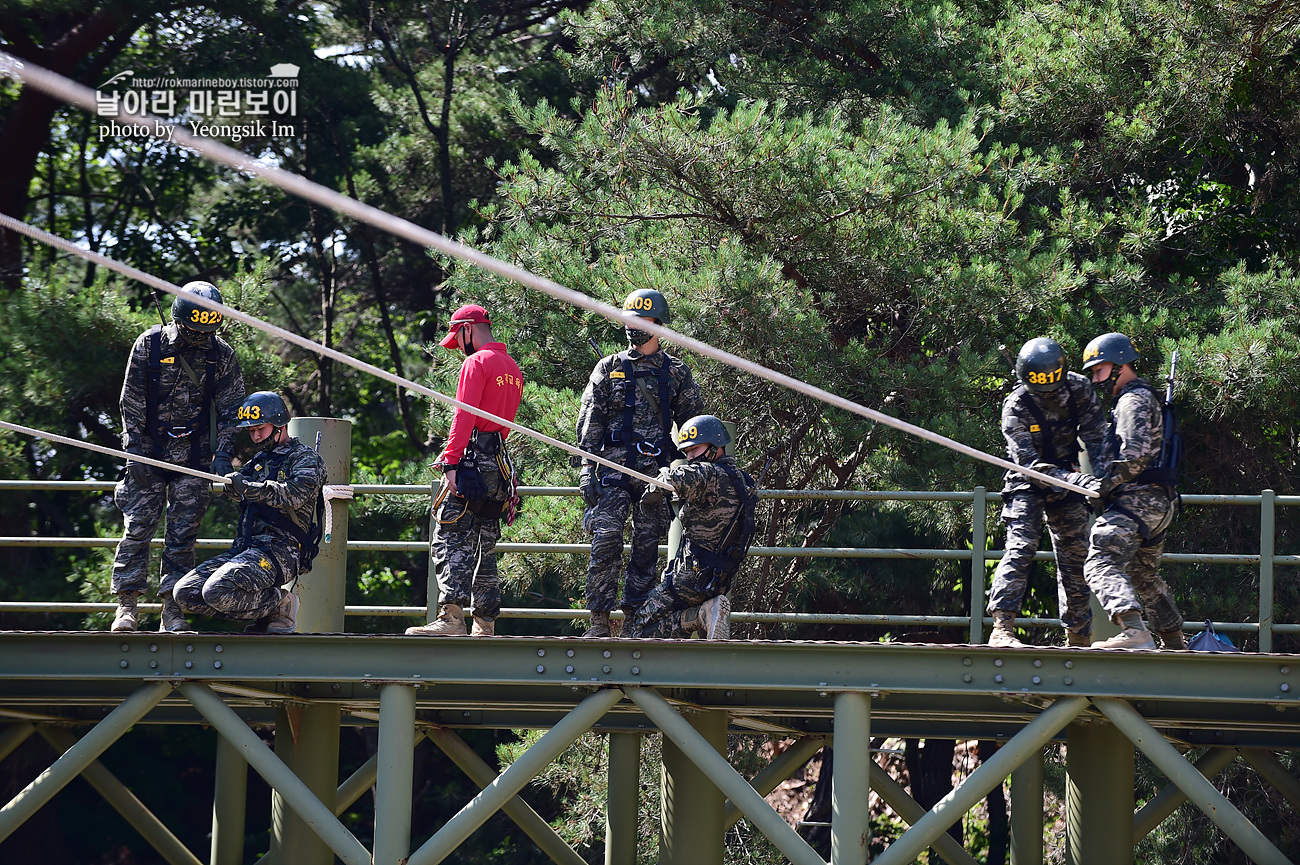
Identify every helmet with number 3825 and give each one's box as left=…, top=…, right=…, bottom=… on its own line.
left=235, top=391, right=290, bottom=429
left=172, top=281, right=225, bottom=332
left=1015, top=337, right=1067, bottom=393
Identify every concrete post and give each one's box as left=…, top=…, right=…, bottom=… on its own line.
left=211, top=733, right=248, bottom=865
left=660, top=708, right=727, bottom=865
left=1009, top=745, right=1043, bottom=865
left=606, top=732, right=641, bottom=865
left=1066, top=722, right=1132, bottom=865
left=286, top=416, right=351, bottom=634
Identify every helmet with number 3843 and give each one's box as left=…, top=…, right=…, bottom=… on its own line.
left=172, top=281, right=225, bottom=332
left=1015, top=337, right=1067, bottom=393
left=235, top=391, right=290, bottom=429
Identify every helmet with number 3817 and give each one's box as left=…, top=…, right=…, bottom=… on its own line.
left=1015, top=337, right=1067, bottom=393
left=172, top=281, right=225, bottom=332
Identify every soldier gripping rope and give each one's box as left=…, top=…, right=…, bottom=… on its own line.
left=406, top=304, right=523, bottom=637
left=986, top=338, right=1106, bottom=648
left=171, top=391, right=327, bottom=633
left=1046, top=333, right=1186, bottom=650
left=110, top=281, right=245, bottom=632
left=575, top=289, right=705, bottom=637
left=624, top=416, right=757, bottom=640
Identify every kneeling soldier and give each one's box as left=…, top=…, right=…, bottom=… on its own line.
left=170, top=391, right=327, bottom=633
left=624, top=416, right=757, bottom=640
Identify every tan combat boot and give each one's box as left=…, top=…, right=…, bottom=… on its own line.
left=1157, top=629, right=1186, bottom=650
left=471, top=616, right=495, bottom=636
left=988, top=610, right=1027, bottom=648
left=111, top=591, right=140, bottom=632
left=583, top=611, right=612, bottom=638
left=1065, top=630, right=1092, bottom=648
left=405, top=603, right=467, bottom=636
left=265, top=589, right=300, bottom=634
left=158, top=593, right=190, bottom=633
left=1091, top=612, right=1156, bottom=650
left=701, top=594, right=730, bottom=640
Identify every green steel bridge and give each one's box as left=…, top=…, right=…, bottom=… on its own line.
left=1, top=419, right=1298, bottom=865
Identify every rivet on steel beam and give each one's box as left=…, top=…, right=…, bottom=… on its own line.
left=120, top=660, right=129, bottom=668
left=120, top=643, right=129, bottom=652
left=962, top=658, right=972, bottom=666
left=150, top=661, right=158, bottom=669
left=632, top=650, right=642, bottom=659
left=1282, top=683, right=1291, bottom=693
left=962, top=674, right=972, bottom=683
left=725, top=690, right=734, bottom=697
left=214, top=661, right=222, bottom=669
left=994, top=658, right=1003, bottom=667
left=332, top=684, right=341, bottom=691
left=1032, top=676, right=1041, bottom=685
left=214, top=645, right=223, bottom=653
left=537, top=665, right=546, bottom=674
left=186, top=644, right=194, bottom=653
left=602, top=665, right=611, bottom=674
left=1064, top=677, right=1073, bottom=686
left=994, top=674, right=1003, bottom=683
left=631, top=667, right=640, bottom=675
left=1282, top=666, right=1291, bottom=675
left=603, top=650, right=612, bottom=659
left=1064, top=660, right=1074, bottom=668
left=566, top=666, right=574, bottom=673
left=150, top=644, right=158, bottom=652
left=537, top=649, right=546, bottom=657
left=566, top=649, right=575, bottom=657
left=185, top=661, right=193, bottom=669
left=1033, top=659, right=1042, bottom=667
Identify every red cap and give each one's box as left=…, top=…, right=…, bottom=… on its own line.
left=439, top=304, right=491, bottom=348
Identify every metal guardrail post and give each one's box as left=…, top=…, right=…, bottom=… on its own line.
left=970, top=486, right=987, bottom=644
left=606, top=732, right=641, bottom=865
left=1066, top=720, right=1132, bottom=865
left=1259, top=489, right=1275, bottom=653
left=660, top=708, right=727, bottom=865
left=374, top=684, right=416, bottom=865
left=211, top=733, right=249, bottom=865
left=1010, top=746, right=1044, bottom=865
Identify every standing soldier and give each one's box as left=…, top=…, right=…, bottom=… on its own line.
left=1055, top=333, right=1185, bottom=650
left=111, top=281, right=244, bottom=632
left=172, top=392, right=327, bottom=633
left=987, top=337, right=1106, bottom=648
left=624, top=416, right=757, bottom=640
left=406, top=304, right=523, bottom=637
left=576, top=289, right=704, bottom=637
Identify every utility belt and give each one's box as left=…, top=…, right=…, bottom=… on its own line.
left=603, top=428, right=666, bottom=459
left=1105, top=485, right=1178, bottom=548
left=439, top=429, right=513, bottom=520
left=469, top=428, right=504, bottom=456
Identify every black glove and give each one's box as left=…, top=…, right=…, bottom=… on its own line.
left=1065, top=471, right=1105, bottom=497
left=225, top=471, right=264, bottom=499
left=457, top=463, right=488, bottom=502
left=640, top=485, right=666, bottom=509
left=578, top=466, right=599, bottom=507
left=124, top=449, right=155, bottom=484
left=210, top=452, right=233, bottom=476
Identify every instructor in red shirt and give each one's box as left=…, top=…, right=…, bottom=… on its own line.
left=407, top=304, right=524, bottom=637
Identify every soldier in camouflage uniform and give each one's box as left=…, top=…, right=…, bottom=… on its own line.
left=1052, top=333, right=1185, bottom=651
left=576, top=289, right=705, bottom=637
left=987, top=338, right=1106, bottom=648
left=111, top=282, right=244, bottom=632
left=407, top=305, right=523, bottom=637
left=172, top=392, right=326, bottom=633
left=625, top=416, right=756, bottom=640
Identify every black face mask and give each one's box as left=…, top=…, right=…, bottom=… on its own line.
left=176, top=325, right=210, bottom=347
left=625, top=326, right=653, bottom=347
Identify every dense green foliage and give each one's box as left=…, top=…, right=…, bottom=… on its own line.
left=3, top=0, right=1300, bottom=861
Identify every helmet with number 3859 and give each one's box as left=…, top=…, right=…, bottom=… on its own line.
left=1015, top=337, right=1067, bottom=393
left=676, top=415, right=730, bottom=451
left=172, top=281, right=225, bottom=332
left=235, top=391, right=290, bottom=429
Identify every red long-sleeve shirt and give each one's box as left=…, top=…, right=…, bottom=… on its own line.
left=439, top=342, right=524, bottom=466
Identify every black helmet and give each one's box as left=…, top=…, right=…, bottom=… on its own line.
left=676, top=415, right=730, bottom=452
left=172, top=281, right=224, bottom=332
left=1015, top=337, right=1067, bottom=393
left=622, top=289, right=671, bottom=324
left=235, top=391, right=290, bottom=428
left=1082, top=332, right=1139, bottom=371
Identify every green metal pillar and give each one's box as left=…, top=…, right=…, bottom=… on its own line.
left=374, top=684, right=416, bottom=865
left=867, top=764, right=978, bottom=865
left=722, top=737, right=824, bottom=830
left=37, top=726, right=202, bottom=865
left=1259, top=489, right=1275, bottom=653
left=1065, top=722, right=1132, bottom=865
left=661, top=708, right=727, bottom=865
left=606, top=732, right=641, bottom=865
left=1240, top=748, right=1300, bottom=814
left=970, top=486, right=987, bottom=643
left=1009, top=745, right=1043, bottom=865
left=832, top=692, right=870, bottom=865
left=274, top=417, right=349, bottom=865
left=0, top=680, right=169, bottom=844
left=211, top=733, right=248, bottom=865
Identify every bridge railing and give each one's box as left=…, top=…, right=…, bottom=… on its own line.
left=0, top=481, right=1295, bottom=649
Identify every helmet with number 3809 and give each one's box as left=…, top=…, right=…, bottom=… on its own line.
left=235, top=391, right=290, bottom=429
left=1015, top=337, right=1067, bottom=393
left=172, top=281, right=225, bottom=332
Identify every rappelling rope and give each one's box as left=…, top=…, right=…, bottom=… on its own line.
left=0, top=52, right=1097, bottom=499
left=0, top=419, right=225, bottom=483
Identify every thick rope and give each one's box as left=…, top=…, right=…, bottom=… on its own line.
left=0, top=51, right=1096, bottom=499
left=0, top=420, right=224, bottom=483
left=0, top=213, right=671, bottom=491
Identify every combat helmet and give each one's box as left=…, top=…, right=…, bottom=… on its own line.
left=676, top=415, right=730, bottom=454
left=235, top=391, right=290, bottom=429
left=172, top=281, right=224, bottom=332
left=1015, top=337, right=1067, bottom=393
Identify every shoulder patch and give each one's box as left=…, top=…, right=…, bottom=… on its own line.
left=1029, top=424, right=1041, bottom=433
left=610, top=370, right=626, bottom=379
left=160, top=357, right=175, bottom=364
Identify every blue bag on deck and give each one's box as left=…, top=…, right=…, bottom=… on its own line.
left=1187, top=620, right=1240, bottom=653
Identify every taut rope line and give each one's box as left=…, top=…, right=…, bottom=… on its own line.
left=0, top=52, right=1096, bottom=499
